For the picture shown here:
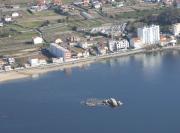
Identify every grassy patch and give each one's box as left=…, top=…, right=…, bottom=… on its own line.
left=177, top=39, right=180, bottom=45
left=115, top=7, right=168, bottom=20
left=68, top=19, right=104, bottom=28
left=34, top=10, right=59, bottom=17
left=14, top=31, right=38, bottom=40
left=18, top=21, right=43, bottom=28
left=5, top=24, right=27, bottom=31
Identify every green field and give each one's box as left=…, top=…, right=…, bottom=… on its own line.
left=115, top=7, right=168, bottom=20
left=18, top=21, right=44, bottom=28
left=0, top=0, right=75, bottom=4
left=14, top=31, right=39, bottom=40
left=68, top=19, right=105, bottom=28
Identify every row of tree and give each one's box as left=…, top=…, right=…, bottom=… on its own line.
left=140, top=8, right=180, bottom=25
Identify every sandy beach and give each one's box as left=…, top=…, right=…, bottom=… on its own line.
left=0, top=71, right=28, bottom=82
left=0, top=59, right=95, bottom=83
left=1, top=46, right=180, bottom=83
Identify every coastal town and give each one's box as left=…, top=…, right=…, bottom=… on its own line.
left=0, top=0, right=180, bottom=81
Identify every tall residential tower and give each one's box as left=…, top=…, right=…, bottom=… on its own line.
left=137, top=25, right=160, bottom=45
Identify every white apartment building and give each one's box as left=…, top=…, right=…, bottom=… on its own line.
left=173, top=23, right=180, bottom=36
left=108, top=39, right=129, bottom=52
left=137, top=25, right=160, bottom=45
left=116, top=39, right=129, bottom=51
left=49, top=43, right=71, bottom=61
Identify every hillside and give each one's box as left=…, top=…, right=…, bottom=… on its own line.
left=0, top=0, right=74, bottom=4
left=0, top=0, right=34, bottom=4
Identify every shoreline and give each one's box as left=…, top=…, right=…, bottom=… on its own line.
left=1, top=46, right=180, bottom=83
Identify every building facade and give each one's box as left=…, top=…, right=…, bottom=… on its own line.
left=108, top=39, right=129, bottom=52
left=137, top=25, right=160, bottom=45
left=82, top=0, right=90, bottom=6
left=33, top=36, right=43, bottom=45
left=49, top=43, right=71, bottom=61
left=173, top=23, right=180, bottom=36
left=130, top=38, right=143, bottom=49
left=162, top=0, right=174, bottom=5
left=116, top=39, right=129, bottom=51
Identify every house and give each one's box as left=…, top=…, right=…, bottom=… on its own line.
left=52, top=58, right=64, bottom=63
left=130, top=37, right=143, bottom=49
left=55, top=38, right=63, bottom=44
left=107, top=0, right=115, bottom=3
left=0, top=59, right=5, bottom=66
left=162, top=0, right=174, bottom=5
left=92, top=1, right=102, bottom=8
left=68, top=42, right=78, bottom=47
left=108, top=40, right=116, bottom=52
left=28, top=58, right=47, bottom=67
left=0, top=21, right=3, bottom=27
left=4, top=16, right=12, bottom=23
left=76, top=50, right=90, bottom=57
left=112, top=2, right=124, bottom=7
left=28, top=58, right=39, bottom=67
left=67, top=36, right=80, bottom=42
left=24, top=64, right=31, bottom=68
left=53, top=0, right=62, bottom=5
left=4, top=65, right=12, bottom=71
left=33, top=36, right=43, bottom=45
left=160, top=35, right=177, bottom=46
left=7, top=57, right=15, bottom=64
left=39, top=59, right=47, bottom=65
left=29, top=4, right=48, bottom=12
left=59, top=5, right=70, bottom=14
left=78, top=41, right=93, bottom=49
left=0, top=59, right=6, bottom=70
left=12, top=12, right=20, bottom=18
left=98, top=46, right=108, bottom=55
left=160, top=35, right=168, bottom=46
left=82, top=0, right=90, bottom=6
left=37, top=0, right=46, bottom=6
left=71, top=47, right=90, bottom=58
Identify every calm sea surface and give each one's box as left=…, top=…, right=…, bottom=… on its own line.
left=1, top=51, right=180, bottom=133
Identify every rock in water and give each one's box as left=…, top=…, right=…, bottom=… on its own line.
left=107, top=98, right=123, bottom=107
left=107, top=98, right=119, bottom=107
left=82, top=98, right=123, bottom=108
